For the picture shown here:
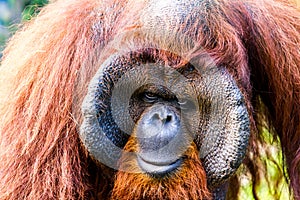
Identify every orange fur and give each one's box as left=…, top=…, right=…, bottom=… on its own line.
left=112, top=138, right=211, bottom=200
left=0, top=0, right=299, bottom=199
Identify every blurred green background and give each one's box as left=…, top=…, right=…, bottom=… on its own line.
left=0, top=0, right=48, bottom=57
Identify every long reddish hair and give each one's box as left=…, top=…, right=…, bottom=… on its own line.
left=111, top=137, right=211, bottom=200
left=0, top=0, right=299, bottom=199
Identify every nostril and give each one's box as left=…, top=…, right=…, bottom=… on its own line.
left=148, top=106, right=178, bottom=126
left=152, top=113, right=160, bottom=121
left=152, top=113, right=173, bottom=124
left=160, top=115, right=173, bottom=125
left=165, top=115, right=172, bottom=123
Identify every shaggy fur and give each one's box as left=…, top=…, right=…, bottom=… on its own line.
left=0, top=0, right=299, bottom=199
left=111, top=138, right=211, bottom=200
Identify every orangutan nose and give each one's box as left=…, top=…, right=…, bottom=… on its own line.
left=136, top=105, right=180, bottom=152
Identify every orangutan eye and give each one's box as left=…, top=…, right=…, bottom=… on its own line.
left=143, top=92, right=159, bottom=103
left=186, top=65, right=195, bottom=72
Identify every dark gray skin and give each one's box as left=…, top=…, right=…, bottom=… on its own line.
left=79, top=0, right=250, bottom=199
left=80, top=50, right=250, bottom=199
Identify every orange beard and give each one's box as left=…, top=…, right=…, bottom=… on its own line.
left=111, top=138, right=212, bottom=200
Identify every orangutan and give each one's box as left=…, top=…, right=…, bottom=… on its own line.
left=0, top=0, right=299, bottom=199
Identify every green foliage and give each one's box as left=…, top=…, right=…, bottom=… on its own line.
left=0, top=0, right=48, bottom=57
left=22, top=0, right=48, bottom=21
left=238, top=129, right=291, bottom=200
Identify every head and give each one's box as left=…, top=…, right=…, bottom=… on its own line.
left=79, top=49, right=250, bottom=199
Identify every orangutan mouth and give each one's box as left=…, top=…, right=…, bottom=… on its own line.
left=137, top=155, right=183, bottom=176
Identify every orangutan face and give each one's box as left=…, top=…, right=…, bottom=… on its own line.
left=79, top=47, right=250, bottom=199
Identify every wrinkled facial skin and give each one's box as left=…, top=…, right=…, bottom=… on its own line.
left=79, top=0, right=250, bottom=199
left=80, top=49, right=250, bottom=199
left=129, top=84, right=198, bottom=177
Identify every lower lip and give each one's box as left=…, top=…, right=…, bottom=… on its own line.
left=137, top=156, right=182, bottom=175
